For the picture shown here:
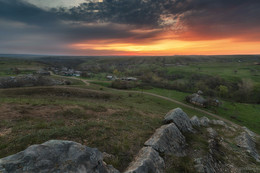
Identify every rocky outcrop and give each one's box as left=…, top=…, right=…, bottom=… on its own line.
left=242, top=127, right=256, bottom=141
left=194, top=126, right=228, bottom=173
left=190, top=116, right=201, bottom=127
left=126, top=108, right=192, bottom=173
left=0, top=75, right=67, bottom=89
left=144, top=123, right=186, bottom=156
left=236, top=131, right=260, bottom=162
left=210, top=120, right=226, bottom=126
left=0, top=140, right=119, bottom=173
left=124, top=147, right=165, bottom=173
left=1, top=107, right=258, bottom=173
left=164, top=108, right=193, bottom=132
left=200, top=117, right=210, bottom=127
left=207, top=128, right=218, bottom=139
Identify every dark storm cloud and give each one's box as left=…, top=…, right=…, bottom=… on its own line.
left=0, top=0, right=162, bottom=43
left=176, top=0, right=260, bottom=40
left=52, top=0, right=260, bottom=40
left=56, top=0, right=260, bottom=26
left=0, top=0, right=59, bottom=26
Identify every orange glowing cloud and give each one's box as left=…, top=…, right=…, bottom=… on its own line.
left=69, top=37, right=260, bottom=56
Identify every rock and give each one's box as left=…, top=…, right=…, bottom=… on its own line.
left=210, top=120, right=226, bottom=126
left=203, top=153, right=226, bottom=173
left=190, top=116, right=201, bottom=127
left=0, top=75, right=64, bottom=89
left=194, top=130, right=228, bottom=173
left=200, top=117, right=210, bottom=127
left=207, top=128, right=218, bottom=139
left=194, top=158, right=204, bottom=173
left=242, top=127, right=256, bottom=141
left=124, top=147, right=165, bottom=173
left=0, top=140, right=119, bottom=173
left=236, top=132, right=260, bottom=162
left=163, top=108, right=193, bottom=132
left=228, top=126, right=236, bottom=132
left=103, top=152, right=116, bottom=160
left=144, top=123, right=186, bottom=156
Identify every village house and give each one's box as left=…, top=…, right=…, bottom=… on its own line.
left=186, top=90, right=221, bottom=107
left=186, top=93, right=207, bottom=107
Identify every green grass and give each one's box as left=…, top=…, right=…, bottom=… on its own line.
left=51, top=76, right=85, bottom=86
left=131, top=87, right=260, bottom=134
left=167, top=62, right=260, bottom=83
left=0, top=86, right=213, bottom=171
left=90, top=81, right=111, bottom=87
left=0, top=58, right=44, bottom=76
left=135, top=87, right=188, bottom=102
left=0, top=56, right=259, bottom=171
left=216, top=101, right=260, bottom=133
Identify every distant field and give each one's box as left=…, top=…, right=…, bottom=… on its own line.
left=133, top=87, right=260, bottom=134
left=166, top=62, right=260, bottom=83
left=86, top=78, right=260, bottom=134
left=0, top=58, right=44, bottom=76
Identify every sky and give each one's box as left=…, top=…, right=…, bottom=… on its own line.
left=0, top=0, right=260, bottom=56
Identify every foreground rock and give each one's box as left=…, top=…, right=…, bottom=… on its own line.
left=164, top=108, right=193, bottom=132
left=194, top=126, right=227, bottom=173
left=144, top=123, right=186, bottom=156
left=0, top=140, right=119, bottom=173
left=242, top=127, right=257, bottom=141
left=124, top=147, right=165, bottom=173
left=236, top=132, right=260, bottom=162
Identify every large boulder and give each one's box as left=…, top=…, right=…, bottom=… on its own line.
left=0, top=140, right=119, bottom=173
left=144, top=123, right=186, bottom=156
left=124, top=147, right=164, bottom=173
left=236, top=132, right=260, bottom=162
left=163, top=108, right=193, bottom=133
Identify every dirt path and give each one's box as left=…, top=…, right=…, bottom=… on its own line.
left=49, top=71, right=90, bottom=86
left=113, top=89, right=242, bottom=128
left=50, top=74, right=259, bottom=135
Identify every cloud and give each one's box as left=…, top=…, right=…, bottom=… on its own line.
left=0, top=0, right=260, bottom=54
left=0, top=0, right=59, bottom=26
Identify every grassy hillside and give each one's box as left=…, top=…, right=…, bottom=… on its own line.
left=0, top=55, right=259, bottom=171
left=0, top=85, right=213, bottom=171
left=133, top=87, right=260, bottom=134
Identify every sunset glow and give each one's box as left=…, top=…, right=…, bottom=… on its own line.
left=70, top=39, right=260, bottom=56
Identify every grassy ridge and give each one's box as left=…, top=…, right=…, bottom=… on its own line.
left=0, top=86, right=212, bottom=171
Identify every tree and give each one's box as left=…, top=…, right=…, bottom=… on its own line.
left=113, top=69, right=120, bottom=77
left=218, top=85, right=228, bottom=98
left=236, top=79, right=254, bottom=102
